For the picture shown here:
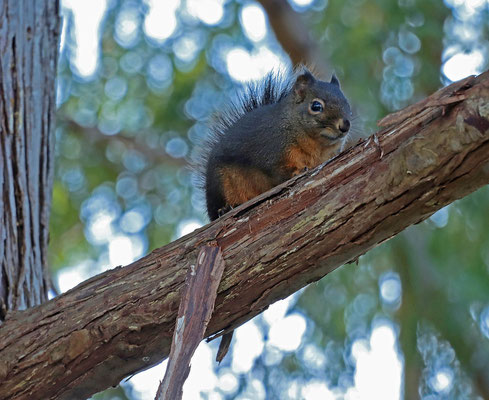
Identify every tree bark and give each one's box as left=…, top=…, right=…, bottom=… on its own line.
left=0, top=1, right=60, bottom=320
left=156, top=245, right=225, bottom=400
left=0, top=72, right=488, bottom=399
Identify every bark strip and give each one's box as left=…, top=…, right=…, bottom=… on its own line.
left=0, top=71, right=488, bottom=399
left=155, top=245, right=225, bottom=400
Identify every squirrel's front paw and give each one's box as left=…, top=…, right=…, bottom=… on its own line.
left=292, top=167, right=309, bottom=177
left=218, top=205, right=233, bottom=217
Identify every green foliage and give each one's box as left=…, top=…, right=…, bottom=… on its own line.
left=51, top=0, right=489, bottom=398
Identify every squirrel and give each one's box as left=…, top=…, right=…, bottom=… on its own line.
left=200, top=67, right=352, bottom=221
left=196, top=67, right=352, bottom=361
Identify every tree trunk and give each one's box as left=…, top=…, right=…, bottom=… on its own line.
left=0, top=0, right=60, bottom=320
left=395, top=238, right=425, bottom=400
left=0, top=71, right=488, bottom=400
left=398, top=230, right=489, bottom=400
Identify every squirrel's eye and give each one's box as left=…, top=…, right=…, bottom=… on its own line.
left=310, top=100, right=323, bottom=113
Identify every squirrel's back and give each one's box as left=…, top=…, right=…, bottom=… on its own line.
left=197, top=68, right=352, bottom=221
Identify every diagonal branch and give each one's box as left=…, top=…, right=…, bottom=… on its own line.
left=0, top=71, right=488, bottom=400
left=257, top=0, right=330, bottom=74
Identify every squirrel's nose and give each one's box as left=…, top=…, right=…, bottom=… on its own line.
left=338, top=118, right=350, bottom=133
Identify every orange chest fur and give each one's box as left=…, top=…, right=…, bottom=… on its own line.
left=282, top=135, right=341, bottom=176
left=217, top=135, right=342, bottom=208
left=218, top=165, right=274, bottom=207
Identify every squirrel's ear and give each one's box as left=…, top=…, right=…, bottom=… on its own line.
left=330, top=74, right=340, bottom=87
left=294, top=70, right=315, bottom=103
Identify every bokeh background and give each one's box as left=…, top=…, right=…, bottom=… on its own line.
left=52, top=0, right=489, bottom=399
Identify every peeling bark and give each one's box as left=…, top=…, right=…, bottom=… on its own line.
left=0, top=72, right=488, bottom=399
left=156, top=245, right=225, bottom=400
left=0, top=1, right=60, bottom=319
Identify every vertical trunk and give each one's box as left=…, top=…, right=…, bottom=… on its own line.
left=393, top=237, right=423, bottom=400
left=0, top=0, right=60, bottom=321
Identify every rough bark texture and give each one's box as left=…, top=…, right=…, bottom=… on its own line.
left=156, top=245, right=225, bottom=400
left=0, top=1, right=60, bottom=320
left=0, top=72, right=488, bottom=400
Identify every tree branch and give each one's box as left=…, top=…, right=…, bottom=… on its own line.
left=0, top=72, right=488, bottom=399
left=257, top=0, right=330, bottom=74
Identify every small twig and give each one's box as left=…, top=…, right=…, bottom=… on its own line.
left=216, top=331, right=233, bottom=363
left=155, top=244, right=225, bottom=400
left=363, top=132, right=384, bottom=158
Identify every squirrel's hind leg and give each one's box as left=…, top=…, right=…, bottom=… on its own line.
left=218, top=165, right=274, bottom=207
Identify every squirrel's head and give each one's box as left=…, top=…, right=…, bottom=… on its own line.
left=292, top=70, right=352, bottom=142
